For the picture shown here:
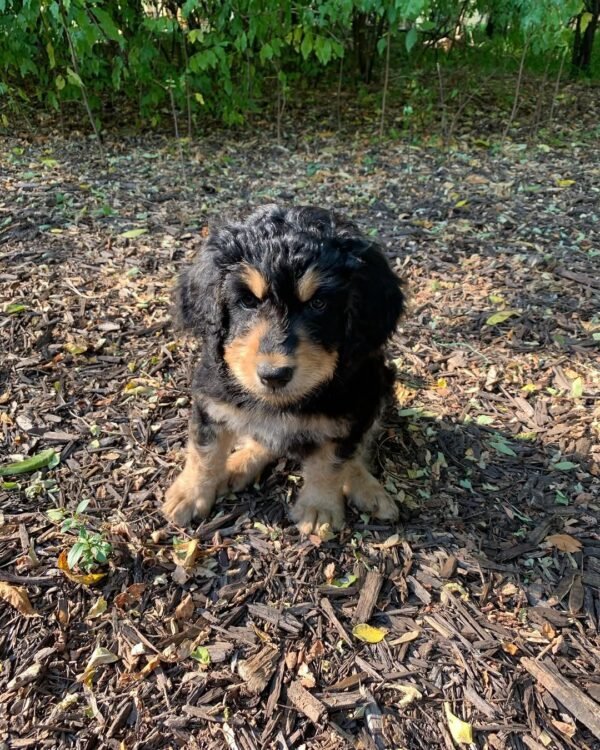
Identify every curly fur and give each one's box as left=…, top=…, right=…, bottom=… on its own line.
left=164, top=205, right=405, bottom=533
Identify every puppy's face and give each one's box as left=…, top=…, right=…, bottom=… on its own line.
left=176, top=206, right=404, bottom=406
left=223, top=261, right=344, bottom=405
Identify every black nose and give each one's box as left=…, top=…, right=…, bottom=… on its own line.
left=257, top=363, right=294, bottom=389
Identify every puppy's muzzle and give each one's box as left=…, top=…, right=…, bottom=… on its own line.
left=257, top=362, right=295, bottom=390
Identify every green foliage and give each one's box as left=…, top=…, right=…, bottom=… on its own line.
left=0, top=0, right=597, bottom=128
left=47, top=499, right=112, bottom=572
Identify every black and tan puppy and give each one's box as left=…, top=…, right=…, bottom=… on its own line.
left=163, top=205, right=404, bottom=533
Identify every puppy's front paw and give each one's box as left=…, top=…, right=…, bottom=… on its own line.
left=344, top=466, right=399, bottom=521
left=290, top=491, right=346, bottom=535
left=163, top=475, right=215, bottom=527
left=217, top=444, right=268, bottom=495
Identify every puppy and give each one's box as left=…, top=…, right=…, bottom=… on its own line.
left=163, top=205, right=404, bottom=534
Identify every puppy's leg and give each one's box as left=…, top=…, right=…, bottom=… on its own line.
left=291, top=443, right=346, bottom=534
left=217, top=437, right=274, bottom=495
left=163, top=403, right=233, bottom=527
left=343, top=456, right=399, bottom=521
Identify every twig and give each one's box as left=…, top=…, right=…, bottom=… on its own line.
left=436, top=62, right=447, bottom=145
left=379, top=27, right=391, bottom=137
left=336, top=55, right=344, bottom=130
left=548, top=51, right=566, bottom=124
left=59, top=2, right=104, bottom=160
left=502, top=38, right=529, bottom=144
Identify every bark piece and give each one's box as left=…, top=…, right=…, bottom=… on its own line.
left=521, top=657, right=600, bottom=740
left=352, top=570, right=383, bottom=624
left=287, top=680, right=327, bottom=724
left=238, top=646, right=279, bottom=695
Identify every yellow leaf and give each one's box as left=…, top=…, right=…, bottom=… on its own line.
left=502, top=642, right=520, bottom=655
left=317, top=523, right=336, bottom=542
left=64, top=342, right=88, bottom=355
left=545, top=533, right=582, bottom=553
left=485, top=310, right=519, bottom=326
left=172, top=538, right=200, bottom=569
left=436, top=377, right=448, bottom=389
left=79, top=646, right=119, bottom=682
left=57, top=550, right=106, bottom=585
left=390, top=683, right=423, bottom=707
left=390, top=629, right=420, bottom=645
left=86, top=596, right=108, bottom=619
left=0, top=581, right=39, bottom=617
left=371, top=533, right=402, bottom=549
left=352, top=624, right=387, bottom=643
left=445, top=703, right=473, bottom=744
left=454, top=199, right=469, bottom=208
left=441, top=582, right=470, bottom=602
left=556, top=179, right=575, bottom=187
left=489, top=293, right=504, bottom=304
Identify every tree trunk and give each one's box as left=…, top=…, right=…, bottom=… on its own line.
left=572, top=1, right=599, bottom=71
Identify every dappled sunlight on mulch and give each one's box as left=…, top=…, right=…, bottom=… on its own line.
left=1, top=128, right=599, bottom=749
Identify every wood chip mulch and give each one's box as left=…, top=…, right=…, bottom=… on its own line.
left=1, top=119, right=599, bottom=749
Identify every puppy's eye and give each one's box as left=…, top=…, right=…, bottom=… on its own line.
left=309, top=297, right=327, bottom=312
left=239, top=291, right=259, bottom=309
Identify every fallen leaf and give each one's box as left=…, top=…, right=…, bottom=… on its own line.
left=571, top=377, right=583, bottom=398
left=120, top=227, right=148, bottom=238
left=86, top=596, right=108, bottom=619
left=352, top=624, right=387, bottom=643
left=57, top=550, right=106, bottom=585
left=502, top=642, right=520, bottom=655
left=172, top=538, right=200, bottom=569
left=551, top=719, right=576, bottom=738
left=371, top=533, right=402, bottom=549
left=190, top=646, right=211, bottom=664
left=330, top=573, right=357, bottom=588
left=552, top=461, right=578, bottom=471
left=6, top=662, right=43, bottom=691
left=175, top=593, right=195, bottom=621
left=114, top=583, right=146, bottom=610
left=485, top=309, right=519, bottom=326
left=390, top=629, right=420, bottom=645
left=0, top=581, right=39, bottom=617
left=545, top=533, right=582, bottom=553
left=79, top=646, right=119, bottom=682
left=556, top=179, right=575, bottom=187
left=323, top=562, right=336, bottom=582
left=390, top=683, right=423, bottom=707
left=0, top=448, right=59, bottom=476
left=445, top=703, right=473, bottom=744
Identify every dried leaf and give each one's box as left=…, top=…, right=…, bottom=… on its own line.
left=80, top=646, right=119, bottom=682
left=390, top=629, right=420, bottom=645
left=444, top=703, right=473, bottom=744
left=352, top=624, right=387, bottom=643
left=502, top=642, right=520, bottom=655
left=57, top=549, right=106, bottom=585
left=545, top=533, right=582, bottom=553
left=0, top=581, right=38, bottom=617
left=175, top=593, right=195, bottom=621
left=86, top=596, right=108, bottom=619
left=371, top=533, right=402, bottom=549
left=551, top=719, right=576, bottom=738
left=485, top=310, right=519, bottom=326
left=390, top=683, right=423, bottom=707
left=556, top=179, right=575, bottom=187
left=172, top=538, right=200, bottom=569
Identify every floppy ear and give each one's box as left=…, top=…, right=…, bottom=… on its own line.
left=174, top=245, right=225, bottom=344
left=344, top=240, right=404, bottom=360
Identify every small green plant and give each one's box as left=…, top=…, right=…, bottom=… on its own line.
left=47, top=499, right=112, bottom=572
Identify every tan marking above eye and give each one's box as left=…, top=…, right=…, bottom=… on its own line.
left=297, top=267, right=322, bottom=303
left=240, top=265, right=269, bottom=300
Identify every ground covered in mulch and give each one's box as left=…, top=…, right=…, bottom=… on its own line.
left=1, top=104, right=600, bottom=750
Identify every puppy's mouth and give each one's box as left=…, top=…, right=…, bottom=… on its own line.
left=224, top=327, right=338, bottom=405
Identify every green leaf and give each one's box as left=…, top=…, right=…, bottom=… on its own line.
left=476, top=415, right=494, bottom=426
left=120, top=228, right=147, bottom=239
left=571, top=377, right=583, bottom=399
left=0, top=449, right=58, bottom=477
left=66, top=68, right=84, bottom=88
left=47, top=508, right=65, bottom=523
left=330, top=573, right=357, bottom=588
left=93, top=7, right=124, bottom=47
left=485, top=310, right=520, bottom=326
left=301, top=32, right=313, bottom=60
left=552, top=461, right=578, bottom=471
left=76, top=499, right=90, bottom=516
left=489, top=439, right=517, bottom=457
left=405, top=28, right=418, bottom=53
left=67, top=542, right=85, bottom=570
left=6, top=303, right=26, bottom=314
left=190, top=646, right=211, bottom=664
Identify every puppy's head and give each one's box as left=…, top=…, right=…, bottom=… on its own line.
left=177, top=206, right=404, bottom=405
